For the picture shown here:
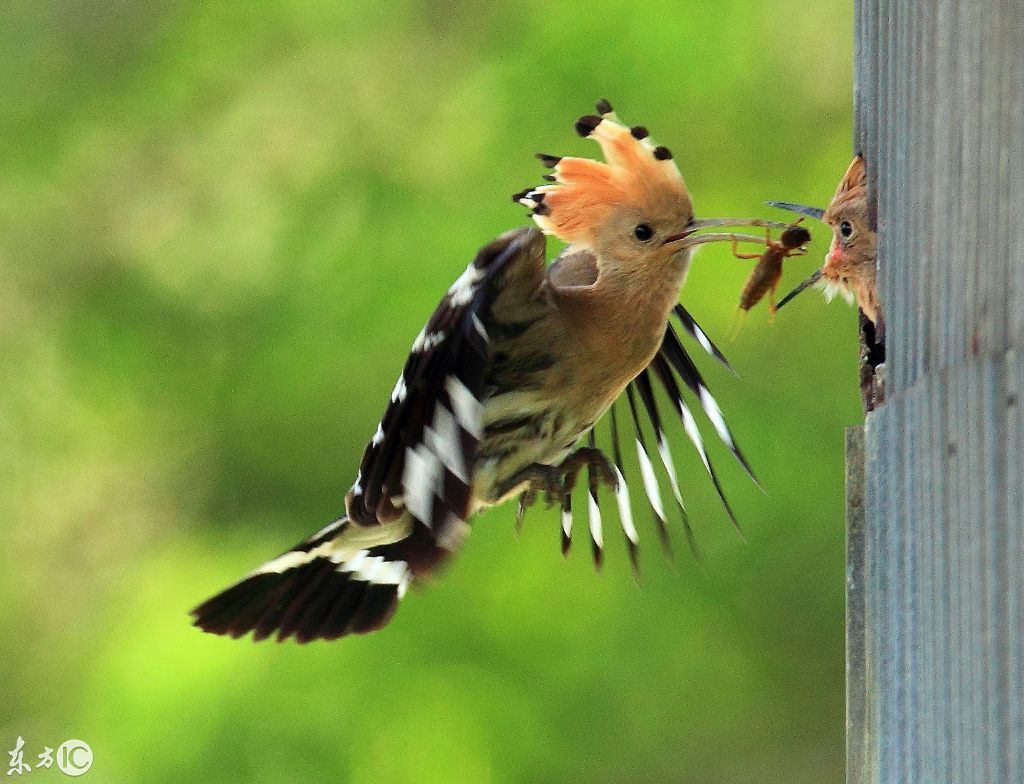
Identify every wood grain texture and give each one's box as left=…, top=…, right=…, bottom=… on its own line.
left=854, top=2, right=1024, bottom=781
left=846, top=426, right=869, bottom=784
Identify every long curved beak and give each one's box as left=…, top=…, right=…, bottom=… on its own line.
left=765, top=201, right=826, bottom=221
left=662, top=215, right=796, bottom=246
left=776, top=268, right=824, bottom=311
left=661, top=226, right=699, bottom=245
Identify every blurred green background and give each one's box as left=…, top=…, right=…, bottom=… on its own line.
left=1, top=1, right=860, bottom=782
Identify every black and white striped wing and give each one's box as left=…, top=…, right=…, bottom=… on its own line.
left=585, top=306, right=758, bottom=563
left=346, top=227, right=547, bottom=551
left=192, top=228, right=548, bottom=644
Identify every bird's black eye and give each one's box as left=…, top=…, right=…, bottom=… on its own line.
left=633, top=224, right=654, bottom=242
left=839, top=220, right=853, bottom=239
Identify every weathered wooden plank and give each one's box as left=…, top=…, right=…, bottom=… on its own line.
left=854, top=2, right=1024, bottom=781
left=1008, top=351, right=1024, bottom=784
left=845, top=426, right=868, bottom=784
left=863, top=359, right=1023, bottom=783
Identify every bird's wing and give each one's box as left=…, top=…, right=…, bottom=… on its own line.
left=587, top=307, right=757, bottom=562
left=346, top=226, right=548, bottom=549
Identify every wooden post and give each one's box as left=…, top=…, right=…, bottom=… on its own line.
left=846, top=426, right=870, bottom=784
left=852, top=1, right=1024, bottom=782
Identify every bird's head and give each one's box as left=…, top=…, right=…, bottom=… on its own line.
left=514, top=100, right=696, bottom=278
left=821, top=155, right=872, bottom=283
left=772, top=156, right=879, bottom=324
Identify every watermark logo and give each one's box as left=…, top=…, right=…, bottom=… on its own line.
left=6, top=737, right=92, bottom=777
left=55, top=742, right=92, bottom=778
left=7, top=736, right=31, bottom=776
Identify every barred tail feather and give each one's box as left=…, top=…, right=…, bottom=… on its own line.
left=672, top=305, right=734, bottom=374
left=561, top=493, right=573, bottom=556
left=659, top=325, right=760, bottom=486
left=632, top=370, right=697, bottom=556
left=191, top=517, right=439, bottom=644
left=649, top=355, right=743, bottom=537
left=608, top=404, right=640, bottom=574
left=625, top=385, right=673, bottom=557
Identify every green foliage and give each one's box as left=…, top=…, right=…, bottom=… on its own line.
left=1, top=1, right=857, bottom=781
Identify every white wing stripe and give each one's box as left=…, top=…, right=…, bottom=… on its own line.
left=412, top=329, right=446, bottom=353
left=447, top=263, right=484, bottom=306
left=351, top=554, right=383, bottom=582
left=373, top=560, right=408, bottom=586
left=397, top=572, right=412, bottom=599
left=425, top=404, right=468, bottom=482
left=612, top=466, right=639, bottom=544
left=446, top=376, right=483, bottom=438
left=403, top=444, right=441, bottom=526
left=391, top=375, right=408, bottom=403
left=697, top=386, right=734, bottom=449
left=678, top=400, right=713, bottom=472
left=694, top=326, right=715, bottom=356
left=587, top=492, right=604, bottom=550
left=341, top=549, right=369, bottom=572
left=250, top=549, right=318, bottom=575
left=656, top=433, right=686, bottom=509
left=635, top=438, right=667, bottom=521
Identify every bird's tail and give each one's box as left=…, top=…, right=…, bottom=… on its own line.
left=191, top=516, right=444, bottom=643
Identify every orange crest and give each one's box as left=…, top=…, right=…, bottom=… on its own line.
left=514, top=101, right=690, bottom=249
left=830, top=155, right=867, bottom=204
left=822, top=155, right=869, bottom=236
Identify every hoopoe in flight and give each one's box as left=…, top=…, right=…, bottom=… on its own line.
left=191, top=100, right=772, bottom=643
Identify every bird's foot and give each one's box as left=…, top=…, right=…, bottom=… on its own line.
left=499, top=447, right=617, bottom=511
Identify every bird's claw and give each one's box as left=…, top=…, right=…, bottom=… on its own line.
left=506, top=447, right=617, bottom=516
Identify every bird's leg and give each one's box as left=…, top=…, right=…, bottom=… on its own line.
left=495, top=463, right=564, bottom=506
left=515, top=489, right=537, bottom=534
left=494, top=447, right=617, bottom=507
left=556, top=446, right=617, bottom=497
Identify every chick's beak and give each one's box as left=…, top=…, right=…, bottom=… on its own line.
left=776, top=268, right=824, bottom=311
left=764, top=201, right=827, bottom=221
